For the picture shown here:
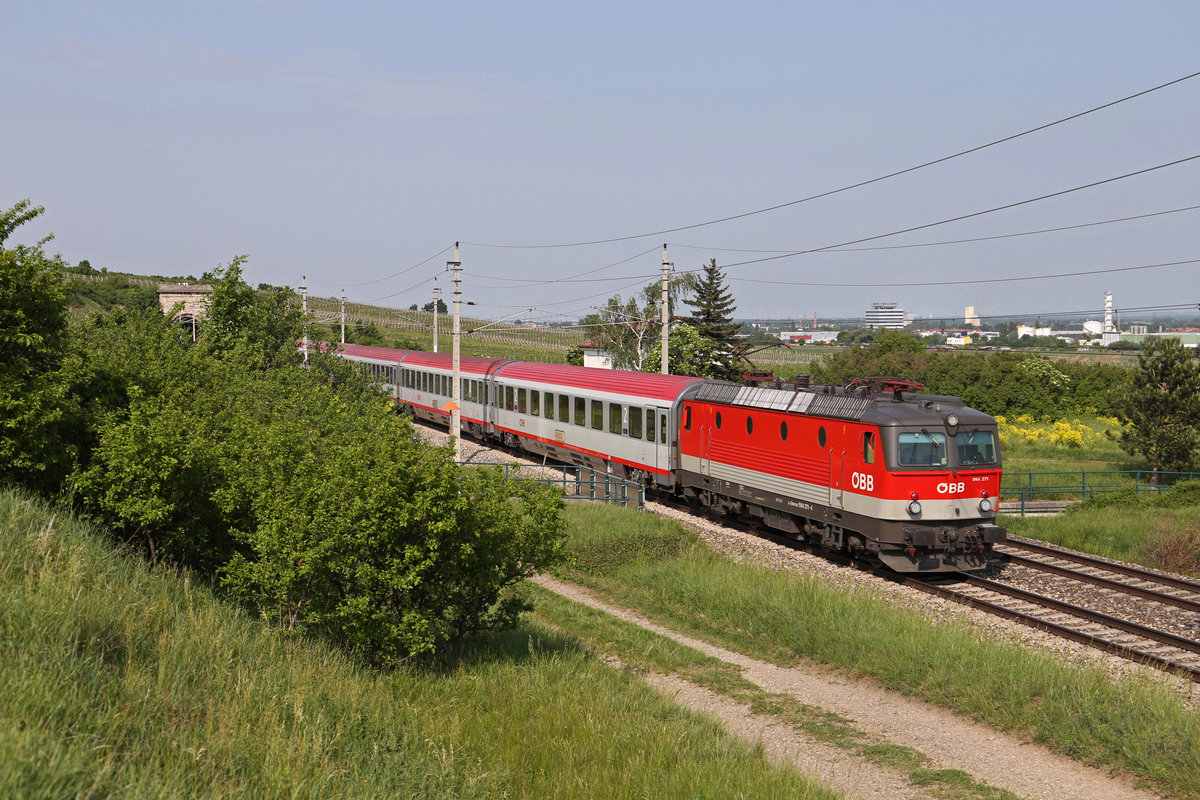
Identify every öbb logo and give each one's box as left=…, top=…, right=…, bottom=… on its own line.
left=851, top=472, right=874, bottom=492
left=937, top=482, right=966, bottom=494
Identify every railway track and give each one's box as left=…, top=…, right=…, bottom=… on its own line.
left=903, top=572, right=1200, bottom=683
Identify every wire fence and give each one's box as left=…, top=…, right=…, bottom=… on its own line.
left=460, top=462, right=645, bottom=509
left=999, top=470, right=1200, bottom=515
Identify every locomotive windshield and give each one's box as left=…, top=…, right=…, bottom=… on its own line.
left=956, top=430, right=997, bottom=466
left=897, top=431, right=947, bottom=467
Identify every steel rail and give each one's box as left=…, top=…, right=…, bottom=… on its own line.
left=903, top=575, right=1200, bottom=683
left=1002, top=537, right=1200, bottom=595
left=998, top=551, right=1200, bottom=614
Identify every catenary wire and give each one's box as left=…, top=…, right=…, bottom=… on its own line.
left=460, top=71, right=1200, bottom=249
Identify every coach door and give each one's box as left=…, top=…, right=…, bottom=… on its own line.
left=830, top=449, right=844, bottom=508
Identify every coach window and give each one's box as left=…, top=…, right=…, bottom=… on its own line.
left=531, top=390, right=540, bottom=416
left=591, top=400, right=603, bottom=430
left=646, top=410, right=655, bottom=442
left=518, top=388, right=527, bottom=414
left=574, top=397, right=586, bottom=426
left=863, top=431, right=876, bottom=464
left=544, top=392, right=554, bottom=418
left=661, top=413, right=667, bottom=443
left=609, top=403, right=623, bottom=434
left=629, top=407, right=643, bottom=439
left=746, top=415, right=754, bottom=435
left=818, top=426, right=827, bottom=447
left=560, top=394, right=571, bottom=423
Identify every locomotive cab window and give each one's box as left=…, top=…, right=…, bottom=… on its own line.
left=684, top=406, right=692, bottom=431
left=956, top=431, right=997, bottom=466
left=862, top=431, right=875, bottom=464
left=897, top=431, right=947, bottom=467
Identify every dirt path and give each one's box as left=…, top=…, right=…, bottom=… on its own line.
left=533, top=575, right=1168, bottom=800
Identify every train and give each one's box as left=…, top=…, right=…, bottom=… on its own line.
left=330, top=343, right=1006, bottom=572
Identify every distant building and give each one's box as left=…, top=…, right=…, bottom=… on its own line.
left=865, top=302, right=907, bottom=329
left=779, top=330, right=840, bottom=344
left=964, top=306, right=980, bottom=327
left=578, top=337, right=615, bottom=369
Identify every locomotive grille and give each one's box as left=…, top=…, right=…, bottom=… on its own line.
left=694, top=383, right=870, bottom=421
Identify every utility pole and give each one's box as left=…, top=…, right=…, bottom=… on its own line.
left=450, top=242, right=462, bottom=461
left=340, top=289, right=346, bottom=344
left=433, top=278, right=440, bottom=353
left=301, top=275, right=309, bottom=364
left=660, top=244, right=671, bottom=374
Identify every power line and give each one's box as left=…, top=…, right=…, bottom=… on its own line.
left=732, top=256, right=1200, bottom=288
left=669, top=203, right=1200, bottom=255
left=460, top=70, right=1200, bottom=249
left=705, top=154, right=1200, bottom=273
left=309, top=243, right=455, bottom=288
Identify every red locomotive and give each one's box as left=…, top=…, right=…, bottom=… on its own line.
left=335, top=344, right=1005, bottom=572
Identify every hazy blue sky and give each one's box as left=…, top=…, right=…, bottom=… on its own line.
left=4, top=1, right=1198, bottom=324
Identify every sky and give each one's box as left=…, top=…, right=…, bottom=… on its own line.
left=3, top=1, right=1198, bottom=326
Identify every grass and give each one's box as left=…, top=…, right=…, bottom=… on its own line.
left=0, top=488, right=834, bottom=799
left=531, top=587, right=1023, bottom=800
left=555, top=503, right=1200, bottom=799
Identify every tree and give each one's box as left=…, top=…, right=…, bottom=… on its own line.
left=1113, top=337, right=1200, bottom=484
left=0, top=200, right=74, bottom=490
left=872, top=328, right=924, bottom=354
left=423, top=298, right=448, bottom=314
left=644, top=323, right=735, bottom=379
left=683, top=259, right=740, bottom=344
left=579, top=274, right=699, bottom=371
left=199, top=258, right=304, bottom=370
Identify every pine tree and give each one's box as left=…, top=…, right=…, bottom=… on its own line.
left=683, top=259, right=740, bottom=344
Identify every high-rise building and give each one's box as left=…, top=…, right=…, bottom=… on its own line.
left=865, top=302, right=907, bottom=329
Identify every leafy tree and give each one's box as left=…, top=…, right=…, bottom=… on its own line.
left=1113, top=337, right=1200, bottom=483
left=199, top=257, right=304, bottom=370
left=579, top=274, right=698, bottom=371
left=644, top=323, right=737, bottom=379
left=871, top=328, right=924, bottom=354
left=422, top=298, right=448, bottom=314
left=71, top=318, right=568, bottom=659
left=564, top=345, right=583, bottom=366
left=0, top=200, right=75, bottom=490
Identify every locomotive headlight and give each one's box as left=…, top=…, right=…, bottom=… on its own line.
left=946, top=413, right=959, bottom=427
left=978, top=497, right=994, bottom=513
left=907, top=500, right=922, bottom=515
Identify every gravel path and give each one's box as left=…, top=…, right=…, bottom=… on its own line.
left=534, top=574, right=1166, bottom=800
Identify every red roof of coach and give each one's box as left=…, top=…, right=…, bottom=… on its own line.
left=495, top=362, right=706, bottom=402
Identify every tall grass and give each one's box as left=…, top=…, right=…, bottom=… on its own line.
left=559, top=504, right=1200, bottom=799
left=0, top=489, right=832, bottom=799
